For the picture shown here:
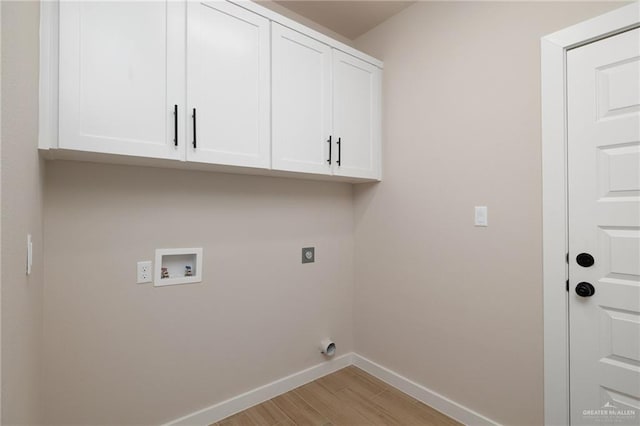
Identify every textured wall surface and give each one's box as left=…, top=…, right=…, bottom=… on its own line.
left=1, top=1, right=44, bottom=424
left=43, top=162, right=354, bottom=424
left=352, top=2, right=626, bottom=424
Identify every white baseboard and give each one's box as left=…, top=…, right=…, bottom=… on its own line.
left=164, top=353, right=354, bottom=426
left=165, top=352, right=500, bottom=426
left=352, top=354, right=500, bottom=426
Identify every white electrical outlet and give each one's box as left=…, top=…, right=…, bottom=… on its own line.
left=137, top=261, right=152, bottom=284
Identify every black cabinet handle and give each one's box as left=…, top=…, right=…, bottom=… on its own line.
left=173, top=105, right=178, bottom=147
left=337, top=137, right=341, bottom=166
left=327, top=136, right=332, bottom=164
left=192, top=108, right=197, bottom=149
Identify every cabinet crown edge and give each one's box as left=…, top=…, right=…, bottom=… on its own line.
left=227, top=0, right=384, bottom=69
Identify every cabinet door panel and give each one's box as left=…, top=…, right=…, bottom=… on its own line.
left=187, top=1, right=270, bottom=168
left=59, top=1, right=184, bottom=160
left=332, top=50, right=381, bottom=179
left=272, top=23, right=332, bottom=174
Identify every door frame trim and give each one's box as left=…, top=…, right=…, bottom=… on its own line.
left=541, top=3, right=639, bottom=425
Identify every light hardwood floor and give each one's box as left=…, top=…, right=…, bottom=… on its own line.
left=213, top=366, right=461, bottom=426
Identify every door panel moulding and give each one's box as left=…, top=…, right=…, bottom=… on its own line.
left=541, top=3, right=640, bottom=425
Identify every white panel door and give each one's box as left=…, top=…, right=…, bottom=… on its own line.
left=568, top=28, right=640, bottom=425
left=187, top=1, right=270, bottom=168
left=332, top=50, right=381, bottom=180
left=272, top=23, right=332, bottom=175
left=58, top=1, right=185, bottom=160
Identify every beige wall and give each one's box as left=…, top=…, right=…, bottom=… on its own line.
left=3, top=1, right=631, bottom=424
left=1, top=1, right=44, bottom=424
left=43, top=162, right=355, bottom=424
left=352, top=2, right=626, bottom=425
left=40, top=2, right=358, bottom=423
left=256, top=0, right=356, bottom=46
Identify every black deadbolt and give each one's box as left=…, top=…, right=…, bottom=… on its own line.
left=575, top=282, right=595, bottom=297
left=576, top=253, right=595, bottom=267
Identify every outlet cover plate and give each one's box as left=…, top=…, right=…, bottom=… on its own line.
left=137, top=261, right=153, bottom=284
left=302, top=247, right=315, bottom=264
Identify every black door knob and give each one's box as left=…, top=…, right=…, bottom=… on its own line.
left=576, top=253, right=595, bottom=267
left=575, top=282, right=596, bottom=297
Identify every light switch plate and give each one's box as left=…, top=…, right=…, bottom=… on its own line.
left=302, top=247, right=315, bottom=264
left=26, top=234, right=33, bottom=275
left=475, top=206, right=488, bottom=227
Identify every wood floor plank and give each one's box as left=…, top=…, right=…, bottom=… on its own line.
left=216, top=366, right=460, bottom=426
left=347, top=366, right=391, bottom=389
left=244, top=400, right=291, bottom=426
left=334, top=387, right=402, bottom=425
left=384, top=385, right=462, bottom=426
left=272, top=391, right=332, bottom=426
left=413, top=400, right=463, bottom=426
left=313, top=367, right=353, bottom=394
left=273, top=419, right=296, bottom=426
left=342, top=367, right=389, bottom=399
left=294, top=380, right=373, bottom=425
left=373, top=388, right=462, bottom=426
left=216, top=411, right=256, bottom=426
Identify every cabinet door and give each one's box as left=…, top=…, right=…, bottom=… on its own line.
left=59, top=2, right=185, bottom=160
left=332, top=50, right=381, bottom=180
left=272, top=23, right=332, bottom=175
left=187, top=1, right=270, bottom=168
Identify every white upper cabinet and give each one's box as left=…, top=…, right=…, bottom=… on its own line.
left=332, top=50, right=381, bottom=180
left=272, top=26, right=381, bottom=180
left=58, top=1, right=185, bottom=160
left=46, top=0, right=382, bottom=181
left=272, top=23, right=332, bottom=175
left=187, top=1, right=271, bottom=169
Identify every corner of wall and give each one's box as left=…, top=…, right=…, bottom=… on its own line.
left=1, top=0, right=45, bottom=424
